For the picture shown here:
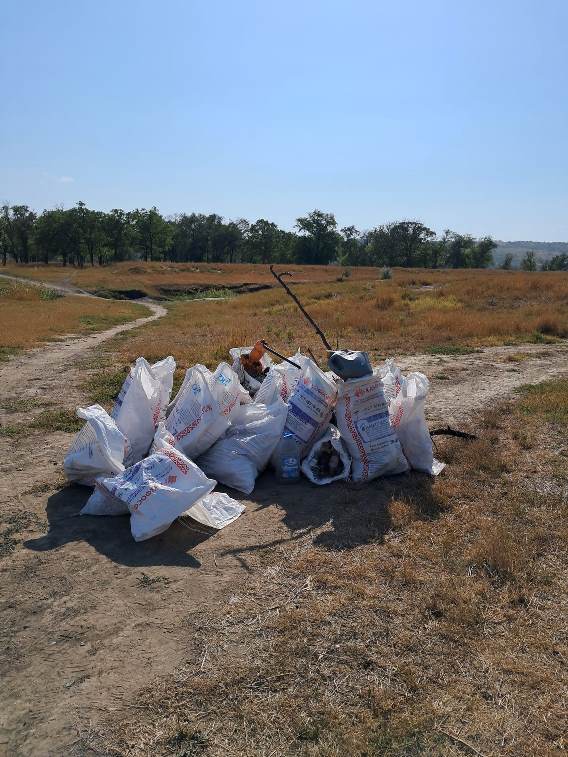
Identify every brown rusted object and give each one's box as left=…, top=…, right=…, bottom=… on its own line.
left=240, top=340, right=266, bottom=380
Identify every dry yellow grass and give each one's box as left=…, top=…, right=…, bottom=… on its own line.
left=2, top=261, right=377, bottom=296
left=0, top=280, right=146, bottom=352
left=96, top=381, right=568, bottom=756
left=92, top=267, right=568, bottom=370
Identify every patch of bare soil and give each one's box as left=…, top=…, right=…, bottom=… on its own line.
left=0, top=305, right=567, bottom=754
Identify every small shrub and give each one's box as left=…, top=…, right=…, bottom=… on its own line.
left=86, top=367, right=129, bottom=406
left=375, top=293, right=395, bottom=310
left=381, top=267, right=392, bottom=280
left=537, top=317, right=566, bottom=338
left=426, top=344, right=476, bottom=356
left=30, top=409, right=83, bottom=433
left=39, top=287, right=62, bottom=301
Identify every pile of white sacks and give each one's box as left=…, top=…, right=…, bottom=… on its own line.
left=64, top=350, right=443, bottom=542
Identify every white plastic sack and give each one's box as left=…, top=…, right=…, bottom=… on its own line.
left=389, top=372, right=445, bottom=476
left=274, top=350, right=311, bottom=402
left=198, top=396, right=288, bottom=494
left=80, top=485, right=129, bottom=516
left=150, top=421, right=177, bottom=453
left=272, top=358, right=338, bottom=462
left=252, top=366, right=285, bottom=406
left=182, top=492, right=245, bottom=530
left=336, top=371, right=409, bottom=482
left=96, top=440, right=216, bottom=541
left=379, top=358, right=405, bottom=403
left=150, top=356, right=176, bottom=421
left=111, top=357, right=164, bottom=466
left=64, top=404, right=126, bottom=486
left=301, top=425, right=351, bottom=485
left=229, top=346, right=273, bottom=395
left=165, top=362, right=248, bottom=459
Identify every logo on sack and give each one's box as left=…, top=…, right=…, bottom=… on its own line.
left=391, top=405, right=404, bottom=428
left=132, top=483, right=158, bottom=512
left=152, top=401, right=161, bottom=427
left=191, top=383, right=201, bottom=396
left=175, top=404, right=213, bottom=441
left=161, top=448, right=189, bottom=475
left=355, top=382, right=380, bottom=399
left=166, top=474, right=177, bottom=485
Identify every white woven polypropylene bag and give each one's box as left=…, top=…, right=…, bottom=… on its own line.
left=336, top=371, right=409, bottom=482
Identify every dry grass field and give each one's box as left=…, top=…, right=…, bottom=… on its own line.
left=98, top=378, right=568, bottom=756
left=1, top=261, right=379, bottom=298
left=1, top=262, right=567, bottom=756
left=96, top=267, right=568, bottom=374
left=0, top=279, right=146, bottom=357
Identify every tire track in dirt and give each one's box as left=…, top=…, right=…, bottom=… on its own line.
left=396, top=341, right=568, bottom=425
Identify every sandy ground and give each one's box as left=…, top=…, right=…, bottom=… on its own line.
left=1, top=281, right=567, bottom=755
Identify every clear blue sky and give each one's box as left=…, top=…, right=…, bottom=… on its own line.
left=1, top=0, right=567, bottom=240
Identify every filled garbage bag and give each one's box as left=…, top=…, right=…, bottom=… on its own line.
left=272, top=358, right=338, bottom=465
left=253, top=366, right=285, bottom=406
left=254, top=351, right=311, bottom=406
left=301, top=425, right=351, bottom=485
left=150, top=356, right=176, bottom=421
left=229, top=345, right=273, bottom=396
left=64, top=404, right=126, bottom=486
left=389, top=372, right=445, bottom=475
left=165, top=362, right=248, bottom=459
left=111, top=357, right=174, bottom=466
left=80, top=485, right=129, bottom=516
left=95, top=439, right=216, bottom=542
left=198, top=395, right=288, bottom=494
left=335, top=371, right=409, bottom=482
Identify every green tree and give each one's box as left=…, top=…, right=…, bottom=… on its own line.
left=501, top=252, right=514, bottom=270
left=34, top=208, right=82, bottom=266
left=247, top=219, right=280, bottom=263
left=445, top=232, right=475, bottom=268
left=75, top=201, right=105, bottom=266
left=9, top=205, right=37, bottom=263
left=0, top=213, right=9, bottom=266
left=365, top=221, right=435, bottom=267
left=294, top=210, right=339, bottom=265
left=102, top=209, right=132, bottom=262
left=470, top=236, right=496, bottom=268
left=543, top=253, right=568, bottom=271
left=131, top=207, right=171, bottom=262
left=339, top=225, right=361, bottom=265
left=521, top=251, right=537, bottom=271
left=390, top=220, right=436, bottom=267
left=34, top=209, right=62, bottom=264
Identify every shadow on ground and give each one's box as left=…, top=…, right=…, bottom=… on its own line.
left=221, top=468, right=441, bottom=561
left=24, top=485, right=212, bottom=568
left=23, top=469, right=442, bottom=568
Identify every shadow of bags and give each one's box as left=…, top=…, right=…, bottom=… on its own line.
left=24, top=484, right=214, bottom=568
left=219, top=467, right=443, bottom=561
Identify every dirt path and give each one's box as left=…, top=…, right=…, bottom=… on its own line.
left=0, top=270, right=98, bottom=298
left=1, top=287, right=567, bottom=754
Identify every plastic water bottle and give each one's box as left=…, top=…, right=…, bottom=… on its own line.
left=276, top=431, right=301, bottom=483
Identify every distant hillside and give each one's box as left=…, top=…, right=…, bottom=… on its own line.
left=492, top=241, right=568, bottom=268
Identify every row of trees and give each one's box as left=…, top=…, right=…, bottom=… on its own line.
left=500, top=251, right=568, bottom=271
left=1, top=203, right=498, bottom=269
